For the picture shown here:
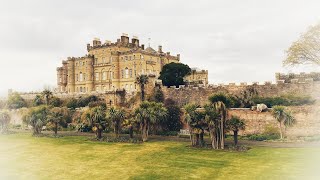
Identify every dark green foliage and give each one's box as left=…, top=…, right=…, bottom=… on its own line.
left=7, top=93, right=27, bottom=109
left=248, top=134, right=279, bottom=141
left=65, top=98, right=78, bottom=109
left=208, top=93, right=233, bottom=108
left=33, top=95, right=44, bottom=106
left=159, top=62, right=191, bottom=87
left=49, top=97, right=62, bottom=107
left=252, top=94, right=314, bottom=107
left=88, top=101, right=106, bottom=109
left=163, top=103, right=182, bottom=132
left=148, top=86, right=164, bottom=103
left=77, top=95, right=99, bottom=107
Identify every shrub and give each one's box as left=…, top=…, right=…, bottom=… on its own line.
left=49, top=97, right=63, bottom=107
left=248, top=134, right=279, bottom=141
left=208, top=93, right=234, bottom=108
left=88, top=101, right=106, bottom=109
left=252, top=94, right=314, bottom=107
left=7, top=93, right=27, bottom=109
left=155, top=131, right=179, bottom=136
left=65, top=98, right=78, bottom=109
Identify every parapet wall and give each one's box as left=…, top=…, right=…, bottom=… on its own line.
left=228, top=106, right=320, bottom=137
left=163, top=82, right=320, bottom=107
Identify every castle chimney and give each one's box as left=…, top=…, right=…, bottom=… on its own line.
left=158, top=45, right=162, bottom=53
left=93, top=38, right=101, bottom=47
left=87, top=43, right=91, bottom=51
left=121, top=33, right=129, bottom=45
left=141, top=44, right=145, bottom=50
left=105, top=40, right=111, bottom=45
left=132, top=36, right=139, bottom=47
left=177, top=54, right=180, bottom=60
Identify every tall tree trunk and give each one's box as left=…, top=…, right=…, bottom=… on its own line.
left=220, top=117, right=225, bottom=149
left=54, top=122, right=58, bottom=135
left=97, top=129, right=102, bottom=139
left=209, top=128, right=216, bottom=149
left=141, top=85, right=145, bottom=101
left=233, top=130, right=238, bottom=146
left=195, top=134, right=200, bottom=146
left=200, top=129, right=204, bottom=147
left=142, top=123, right=148, bottom=142
left=129, top=126, right=133, bottom=138
left=279, top=122, right=283, bottom=139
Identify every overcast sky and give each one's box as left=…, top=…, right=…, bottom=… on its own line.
left=0, top=0, right=320, bottom=97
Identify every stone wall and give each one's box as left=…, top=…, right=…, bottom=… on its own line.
left=228, top=106, right=320, bottom=137
left=163, top=82, right=320, bottom=107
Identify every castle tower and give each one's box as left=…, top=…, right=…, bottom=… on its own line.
left=67, top=58, right=75, bottom=93
left=56, top=67, right=63, bottom=92
left=86, top=56, right=94, bottom=92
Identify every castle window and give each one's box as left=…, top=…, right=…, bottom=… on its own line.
left=133, top=55, right=136, bottom=59
left=121, top=70, right=124, bottom=78
left=102, top=72, right=107, bottom=80
left=80, top=87, right=83, bottom=92
left=125, top=68, right=129, bottom=78
left=83, top=73, right=86, bottom=81
left=76, top=63, right=78, bottom=66
left=95, top=72, right=99, bottom=80
left=59, top=77, right=62, bottom=83
left=102, top=57, right=106, bottom=63
left=76, top=74, right=78, bottom=81
left=79, top=72, right=83, bottom=82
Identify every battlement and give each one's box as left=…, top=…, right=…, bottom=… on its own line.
left=275, top=72, right=320, bottom=83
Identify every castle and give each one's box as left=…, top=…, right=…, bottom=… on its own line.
left=56, top=33, right=208, bottom=94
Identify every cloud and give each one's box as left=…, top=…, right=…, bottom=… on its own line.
left=0, top=0, right=320, bottom=97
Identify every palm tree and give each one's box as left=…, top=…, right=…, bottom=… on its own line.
left=226, top=116, right=245, bottom=146
left=106, top=107, right=126, bottom=138
left=25, top=106, right=49, bottom=135
left=135, top=75, right=149, bottom=101
left=47, top=107, right=69, bottom=135
left=33, top=95, right=43, bottom=106
left=271, top=106, right=296, bottom=139
left=203, top=101, right=227, bottom=149
left=134, top=101, right=167, bottom=142
left=204, top=104, right=219, bottom=149
left=184, top=104, right=205, bottom=146
left=41, top=89, right=53, bottom=105
left=82, top=106, right=107, bottom=139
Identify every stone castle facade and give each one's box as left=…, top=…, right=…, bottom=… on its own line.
left=56, top=34, right=208, bottom=94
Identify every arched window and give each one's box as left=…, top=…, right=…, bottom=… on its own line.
left=102, top=72, right=106, bottom=80
left=95, top=72, right=99, bottom=80
left=102, top=57, right=106, bottom=63
left=125, top=68, right=129, bottom=78
left=79, top=72, right=83, bottom=82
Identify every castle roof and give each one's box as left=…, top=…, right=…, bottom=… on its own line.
left=145, top=47, right=157, bottom=54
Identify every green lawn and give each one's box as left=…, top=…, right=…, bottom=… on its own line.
left=0, top=133, right=319, bottom=180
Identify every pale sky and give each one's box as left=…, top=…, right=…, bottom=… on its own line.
left=0, top=0, right=320, bottom=97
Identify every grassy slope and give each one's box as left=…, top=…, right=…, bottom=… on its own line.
left=0, top=133, right=319, bottom=180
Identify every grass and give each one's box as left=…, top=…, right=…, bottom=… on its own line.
left=0, top=133, right=320, bottom=180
